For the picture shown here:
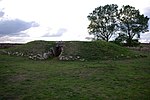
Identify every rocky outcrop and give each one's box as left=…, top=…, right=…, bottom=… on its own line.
left=2, top=50, right=53, bottom=60
left=1, top=41, right=65, bottom=60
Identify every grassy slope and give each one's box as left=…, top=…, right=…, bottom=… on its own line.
left=5, top=40, right=55, bottom=55
left=62, top=41, right=140, bottom=60
left=0, top=53, right=150, bottom=100
left=4, top=40, right=142, bottom=60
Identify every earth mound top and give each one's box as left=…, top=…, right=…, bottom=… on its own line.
left=3, top=40, right=143, bottom=60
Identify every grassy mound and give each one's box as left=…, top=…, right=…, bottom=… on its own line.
left=4, top=40, right=144, bottom=60
left=5, top=40, right=55, bottom=56
left=60, top=41, right=141, bottom=60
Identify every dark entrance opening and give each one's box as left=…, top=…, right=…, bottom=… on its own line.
left=54, top=46, right=62, bottom=57
left=51, top=41, right=64, bottom=57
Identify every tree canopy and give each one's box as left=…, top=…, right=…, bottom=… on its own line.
left=87, top=4, right=118, bottom=41
left=87, top=4, right=149, bottom=46
left=118, top=5, right=149, bottom=46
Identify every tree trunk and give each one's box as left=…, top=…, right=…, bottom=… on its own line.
left=127, top=24, right=132, bottom=46
left=106, top=35, right=109, bottom=42
left=127, top=38, right=132, bottom=46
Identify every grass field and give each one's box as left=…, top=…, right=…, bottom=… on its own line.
left=0, top=52, right=150, bottom=100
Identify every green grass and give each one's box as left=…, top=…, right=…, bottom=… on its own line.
left=5, top=40, right=55, bottom=55
left=61, top=41, right=143, bottom=60
left=5, top=40, right=142, bottom=60
left=0, top=53, right=150, bottom=100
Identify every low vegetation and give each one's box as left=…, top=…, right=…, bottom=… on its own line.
left=0, top=41, right=150, bottom=99
left=2, top=40, right=145, bottom=61
left=0, top=41, right=56, bottom=60
left=61, top=41, right=142, bottom=60
left=0, top=52, right=150, bottom=99
left=5, top=40, right=55, bottom=55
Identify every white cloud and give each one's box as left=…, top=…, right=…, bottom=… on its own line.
left=42, top=28, right=67, bottom=37
left=0, top=0, right=150, bottom=43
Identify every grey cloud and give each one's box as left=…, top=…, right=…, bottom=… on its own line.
left=0, top=36, right=27, bottom=43
left=140, top=32, right=150, bottom=43
left=0, top=19, right=39, bottom=36
left=11, top=32, right=30, bottom=37
left=144, top=7, right=150, bottom=17
left=143, top=7, right=150, bottom=33
left=30, top=21, right=40, bottom=27
left=141, top=7, right=150, bottom=43
left=0, top=11, right=4, bottom=17
left=42, top=28, right=67, bottom=37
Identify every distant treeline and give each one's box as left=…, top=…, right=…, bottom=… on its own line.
left=0, top=43, right=23, bottom=49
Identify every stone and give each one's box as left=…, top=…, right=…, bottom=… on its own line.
left=43, top=53, right=49, bottom=59
left=121, top=54, right=124, bottom=57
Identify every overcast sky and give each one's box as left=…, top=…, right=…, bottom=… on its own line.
left=0, top=0, right=150, bottom=43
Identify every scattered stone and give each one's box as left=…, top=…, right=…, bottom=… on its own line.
left=126, top=56, right=130, bottom=59
left=77, top=56, right=80, bottom=59
left=121, top=54, right=124, bottom=57
left=80, top=58, right=85, bottom=62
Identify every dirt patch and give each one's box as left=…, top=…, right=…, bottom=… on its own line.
left=9, top=74, right=27, bottom=83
